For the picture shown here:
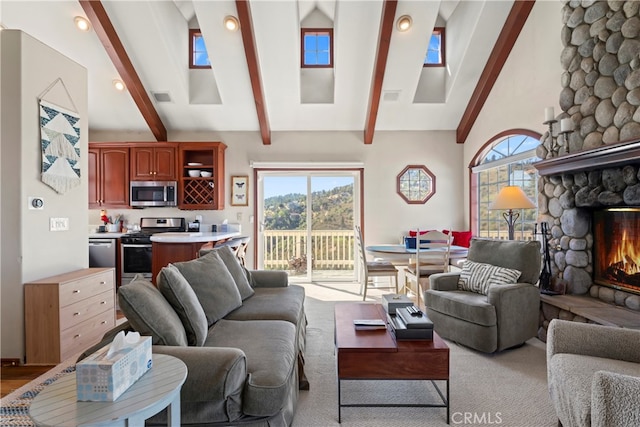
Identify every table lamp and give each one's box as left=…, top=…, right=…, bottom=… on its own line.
left=490, top=186, right=535, bottom=240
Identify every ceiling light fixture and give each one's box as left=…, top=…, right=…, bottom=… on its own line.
left=224, top=16, right=239, bottom=32
left=396, top=15, right=412, bottom=32
left=74, top=16, right=90, bottom=32
left=113, top=79, right=126, bottom=91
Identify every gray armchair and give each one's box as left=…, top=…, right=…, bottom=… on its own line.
left=547, top=319, right=640, bottom=427
left=424, top=238, right=541, bottom=353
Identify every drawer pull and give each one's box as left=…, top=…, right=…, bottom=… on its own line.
left=73, top=312, right=80, bottom=316
left=100, top=281, right=107, bottom=285
left=100, top=301, right=106, bottom=305
left=74, top=334, right=81, bottom=339
left=101, top=321, right=107, bottom=325
left=72, top=290, right=80, bottom=294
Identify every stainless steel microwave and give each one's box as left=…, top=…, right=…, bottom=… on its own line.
left=130, top=181, right=177, bottom=207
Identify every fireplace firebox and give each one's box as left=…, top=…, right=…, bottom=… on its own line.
left=593, top=208, right=640, bottom=296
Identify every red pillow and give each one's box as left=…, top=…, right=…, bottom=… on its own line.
left=408, top=230, right=433, bottom=237
left=443, top=230, right=473, bottom=248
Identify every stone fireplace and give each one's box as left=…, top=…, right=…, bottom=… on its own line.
left=534, top=1, right=640, bottom=338
left=534, top=141, right=640, bottom=313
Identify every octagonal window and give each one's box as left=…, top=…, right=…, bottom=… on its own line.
left=397, top=165, right=436, bottom=204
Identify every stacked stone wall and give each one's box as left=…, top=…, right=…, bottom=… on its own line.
left=535, top=1, right=640, bottom=311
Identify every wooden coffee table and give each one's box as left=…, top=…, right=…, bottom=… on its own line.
left=334, top=302, right=450, bottom=423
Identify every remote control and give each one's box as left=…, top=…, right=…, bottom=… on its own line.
left=406, top=305, right=422, bottom=316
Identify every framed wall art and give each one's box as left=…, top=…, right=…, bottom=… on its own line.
left=231, top=175, right=249, bottom=206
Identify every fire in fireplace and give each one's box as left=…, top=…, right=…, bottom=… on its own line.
left=593, top=208, right=640, bottom=296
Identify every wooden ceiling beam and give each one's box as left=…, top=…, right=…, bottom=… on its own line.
left=456, top=0, right=535, bottom=144
left=79, top=0, right=167, bottom=141
left=236, top=0, right=271, bottom=145
left=364, top=0, right=397, bottom=145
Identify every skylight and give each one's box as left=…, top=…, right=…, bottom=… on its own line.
left=424, top=28, right=445, bottom=67
left=190, top=29, right=211, bottom=69
left=301, top=29, right=333, bottom=68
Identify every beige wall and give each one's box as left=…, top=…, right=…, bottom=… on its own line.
left=90, top=129, right=464, bottom=267
left=1, top=30, right=88, bottom=359
left=462, top=0, right=564, bottom=227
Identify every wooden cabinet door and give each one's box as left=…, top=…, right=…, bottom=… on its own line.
left=101, top=148, right=130, bottom=207
left=88, top=148, right=100, bottom=208
left=154, top=147, right=176, bottom=180
left=131, top=147, right=154, bottom=180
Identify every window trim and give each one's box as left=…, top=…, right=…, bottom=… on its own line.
left=300, top=28, right=334, bottom=68
left=189, top=29, right=211, bottom=69
left=423, top=27, right=446, bottom=68
left=468, top=129, right=542, bottom=238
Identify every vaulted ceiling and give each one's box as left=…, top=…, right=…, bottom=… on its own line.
left=1, top=0, right=535, bottom=144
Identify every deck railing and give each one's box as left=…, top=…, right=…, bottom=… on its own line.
left=262, top=229, right=355, bottom=272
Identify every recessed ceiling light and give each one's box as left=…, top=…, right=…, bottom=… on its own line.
left=396, top=15, right=412, bottom=32
left=74, top=16, right=90, bottom=32
left=113, top=80, right=126, bottom=91
left=224, top=16, right=239, bottom=32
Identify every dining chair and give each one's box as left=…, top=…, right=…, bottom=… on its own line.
left=354, top=225, right=399, bottom=301
left=404, top=229, right=451, bottom=308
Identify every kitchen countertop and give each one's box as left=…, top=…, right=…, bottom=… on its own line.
left=89, top=232, right=126, bottom=238
left=150, top=231, right=240, bottom=243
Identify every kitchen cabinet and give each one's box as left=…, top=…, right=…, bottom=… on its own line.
left=178, top=142, right=227, bottom=210
left=130, top=144, right=177, bottom=181
left=24, top=268, right=116, bottom=364
left=88, top=146, right=130, bottom=208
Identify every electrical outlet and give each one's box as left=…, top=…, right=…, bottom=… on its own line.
left=237, top=212, right=243, bottom=221
left=50, top=217, right=69, bottom=231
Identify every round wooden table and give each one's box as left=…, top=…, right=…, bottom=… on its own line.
left=29, top=354, right=187, bottom=427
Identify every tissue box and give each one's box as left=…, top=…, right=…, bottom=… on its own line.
left=381, top=293, right=413, bottom=314
left=76, top=336, right=152, bottom=401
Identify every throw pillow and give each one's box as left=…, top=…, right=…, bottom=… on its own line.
left=173, top=252, right=242, bottom=326
left=157, top=264, right=209, bottom=347
left=118, top=274, right=188, bottom=346
left=443, top=230, right=473, bottom=248
left=457, top=260, right=522, bottom=295
left=205, top=246, right=255, bottom=300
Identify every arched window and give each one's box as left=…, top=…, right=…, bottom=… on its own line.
left=470, top=130, right=541, bottom=240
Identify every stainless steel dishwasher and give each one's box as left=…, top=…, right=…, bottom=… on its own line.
left=89, top=238, right=117, bottom=270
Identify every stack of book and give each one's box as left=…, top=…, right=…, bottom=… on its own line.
left=353, top=319, right=387, bottom=331
left=388, top=306, right=434, bottom=340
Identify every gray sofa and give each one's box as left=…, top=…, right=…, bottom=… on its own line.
left=86, top=246, right=307, bottom=426
left=424, top=238, right=541, bottom=353
left=547, top=319, right=640, bottom=427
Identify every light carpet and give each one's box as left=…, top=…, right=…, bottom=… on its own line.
left=0, top=282, right=557, bottom=427
left=293, top=282, right=557, bottom=427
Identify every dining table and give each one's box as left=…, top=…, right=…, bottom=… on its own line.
left=365, top=244, right=469, bottom=266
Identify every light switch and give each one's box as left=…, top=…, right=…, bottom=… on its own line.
left=50, top=217, right=69, bottom=231
left=237, top=212, right=243, bottom=221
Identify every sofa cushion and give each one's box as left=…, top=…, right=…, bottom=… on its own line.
left=425, top=289, right=496, bottom=326
left=157, top=264, right=208, bottom=346
left=118, top=275, right=188, bottom=346
left=204, top=246, right=255, bottom=300
left=457, top=260, right=521, bottom=295
left=205, top=319, right=297, bottom=418
left=174, top=252, right=242, bottom=326
left=224, top=285, right=305, bottom=325
left=548, top=353, right=640, bottom=427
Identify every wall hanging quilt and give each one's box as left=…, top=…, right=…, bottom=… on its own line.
left=39, top=99, right=81, bottom=194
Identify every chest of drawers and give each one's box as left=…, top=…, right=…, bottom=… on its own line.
left=25, top=268, right=116, bottom=364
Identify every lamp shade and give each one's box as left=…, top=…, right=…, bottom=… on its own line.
left=490, top=186, right=535, bottom=210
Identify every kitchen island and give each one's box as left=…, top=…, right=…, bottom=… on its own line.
left=150, top=231, right=240, bottom=283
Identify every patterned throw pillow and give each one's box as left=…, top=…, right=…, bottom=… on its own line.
left=457, top=260, right=522, bottom=295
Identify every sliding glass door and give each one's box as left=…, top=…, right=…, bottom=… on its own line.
left=256, top=170, right=360, bottom=282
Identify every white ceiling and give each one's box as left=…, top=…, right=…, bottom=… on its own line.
left=1, top=0, right=516, bottom=138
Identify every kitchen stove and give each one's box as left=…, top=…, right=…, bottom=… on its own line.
left=121, top=217, right=186, bottom=283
